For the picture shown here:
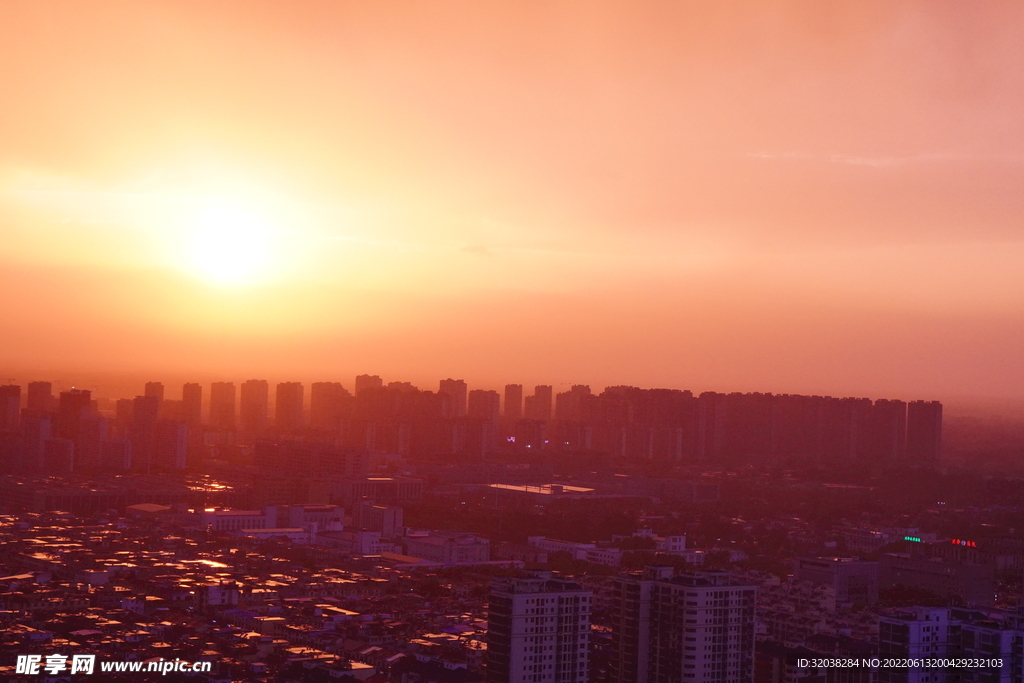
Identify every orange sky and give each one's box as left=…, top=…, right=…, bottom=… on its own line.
left=2, top=1, right=1023, bottom=401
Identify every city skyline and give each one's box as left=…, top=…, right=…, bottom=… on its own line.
left=2, top=2, right=1024, bottom=402
left=4, top=4, right=1024, bottom=682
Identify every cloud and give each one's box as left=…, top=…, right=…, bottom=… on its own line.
left=459, top=244, right=491, bottom=257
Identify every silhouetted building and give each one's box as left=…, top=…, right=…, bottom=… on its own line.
left=181, top=382, right=202, bottom=426
left=100, top=439, right=131, bottom=470
left=555, top=385, right=591, bottom=421
left=468, top=389, right=501, bottom=423
left=130, top=395, right=160, bottom=473
left=21, top=410, right=52, bottom=471
left=439, top=378, right=468, bottom=418
left=43, top=437, right=75, bottom=473
left=240, top=379, right=269, bottom=435
left=254, top=441, right=369, bottom=480
left=870, top=399, right=907, bottom=463
left=26, top=381, right=53, bottom=412
left=310, top=381, right=351, bottom=432
left=144, top=381, right=164, bottom=403
left=57, top=389, right=92, bottom=441
left=209, top=382, right=236, bottom=430
left=487, top=572, right=591, bottom=683
left=0, top=385, right=20, bottom=432
left=355, top=374, right=383, bottom=396
left=75, top=415, right=108, bottom=471
left=155, top=420, right=187, bottom=470
left=275, top=382, right=304, bottom=431
left=906, top=400, right=942, bottom=466
left=504, top=384, right=523, bottom=419
left=524, top=385, right=553, bottom=421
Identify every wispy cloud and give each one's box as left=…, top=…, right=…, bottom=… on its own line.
left=748, top=150, right=1022, bottom=167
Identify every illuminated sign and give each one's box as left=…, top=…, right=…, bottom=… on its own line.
left=904, top=536, right=922, bottom=542
left=950, top=539, right=977, bottom=548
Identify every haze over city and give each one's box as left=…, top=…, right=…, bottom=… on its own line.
left=9, top=5, right=1024, bottom=683
left=2, top=1, right=1024, bottom=404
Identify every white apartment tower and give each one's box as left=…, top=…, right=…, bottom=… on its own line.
left=487, top=572, right=591, bottom=683
left=609, top=568, right=756, bottom=683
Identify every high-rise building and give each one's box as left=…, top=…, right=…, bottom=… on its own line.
left=310, top=382, right=351, bottom=431
left=57, top=389, right=92, bottom=441
left=181, top=383, right=203, bottom=426
left=878, top=606, right=1024, bottom=683
left=608, top=569, right=756, bottom=683
left=144, top=382, right=165, bottom=403
left=21, top=410, right=52, bottom=470
left=75, top=415, right=108, bottom=471
left=155, top=420, right=188, bottom=470
left=555, top=385, right=591, bottom=421
left=240, top=380, right=269, bottom=435
left=26, top=381, right=53, bottom=412
left=504, top=384, right=523, bottom=419
left=209, top=382, right=236, bottom=430
left=439, top=378, right=468, bottom=418
left=43, top=437, right=75, bottom=473
left=906, top=400, right=942, bottom=466
left=130, top=395, right=160, bottom=473
left=0, top=385, right=20, bottom=432
left=355, top=374, right=383, bottom=396
left=524, top=385, right=553, bottom=421
left=878, top=607, right=959, bottom=683
left=487, top=572, right=591, bottom=683
left=468, top=389, right=501, bottom=423
left=871, top=399, right=908, bottom=462
left=275, top=382, right=304, bottom=431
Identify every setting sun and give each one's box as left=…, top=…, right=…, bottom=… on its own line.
left=189, top=203, right=273, bottom=284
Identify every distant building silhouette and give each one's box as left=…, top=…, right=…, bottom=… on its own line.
left=144, top=381, right=164, bottom=403
left=906, top=400, right=942, bottom=467
left=130, top=394, right=159, bottom=473
left=524, top=385, right=553, bottom=421
left=181, top=382, right=202, bottom=426
left=240, top=379, right=269, bottom=435
left=468, top=389, right=500, bottom=423
left=0, top=385, right=20, bottom=433
left=209, top=382, right=236, bottom=430
left=57, top=389, right=92, bottom=442
left=275, top=382, right=304, bottom=431
left=354, top=374, right=383, bottom=396
left=26, top=381, right=53, bottom=412
left=555, top=385, right=591, bottom=421
left=310, top=381, right=351, bottom=432
left=503, top=384, right=522, bottom=419
left=439, top=378, right=468, bottom=418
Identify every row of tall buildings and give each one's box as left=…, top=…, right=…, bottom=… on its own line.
left=0, top=376, right=943, bottom=469
left=0, top=383, right=185, bottom=474
left=487, top=569, right=757, bottom=683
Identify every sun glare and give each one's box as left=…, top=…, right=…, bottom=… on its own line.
left=189, top=204, right=272, bottom=284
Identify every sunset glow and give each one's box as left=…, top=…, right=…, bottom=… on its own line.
left=188, top=203, right=274, bottom=285
left=0, top=1, right=1022, bottom=403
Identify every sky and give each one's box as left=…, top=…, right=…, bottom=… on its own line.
left=1, top=1, right=1023, bottom=403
